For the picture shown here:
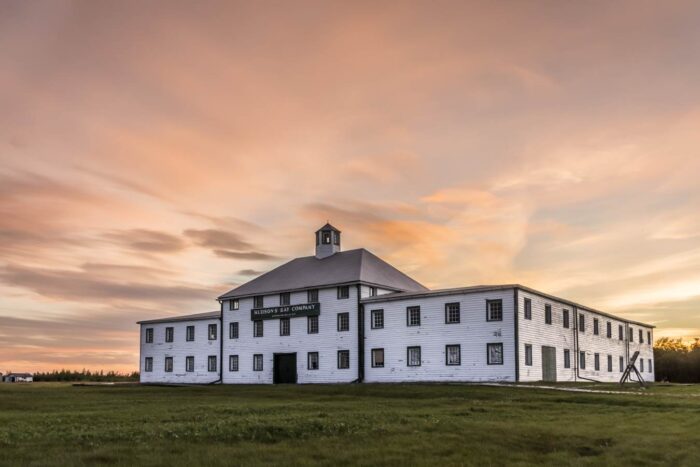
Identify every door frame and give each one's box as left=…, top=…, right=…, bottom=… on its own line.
left=273, top=352, right=298, bottom=384
left=541, top=345, right=557, bottom=382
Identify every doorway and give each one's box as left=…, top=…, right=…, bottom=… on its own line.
left=541, top=346, right=557, bottom=382
left=273, top=353, right=297, bottom=384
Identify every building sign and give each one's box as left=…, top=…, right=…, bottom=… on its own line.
left=251, top=303, right=320, bottom=320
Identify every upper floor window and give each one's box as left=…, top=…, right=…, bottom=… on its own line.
left=371, top=309, right=384, bottom=329
left=407, top=346, right=421, bottom=367
left=606, top=322, right=612, bottom=338
left=333, top=231, right=340, bottom=245
left=369, top=286, right=377, bottom=297
left=639, top=329, right=643, bottom=343
left=578, top=314, right=585, bottom=332
left=253, top=296, right=264, bottom=308
left=229, top=322, right=239, bottom=339
left=525, top=344, right=533, bottom=366
left=279, top=317, right=290, bottom=336
left=524, top=298, right=532, bottom=320
left=186, top=325, right=195, bottom=342
left=486, top=300, right=503, bottom=322
left=563, top=309, right=570, bottom=328
left=144, top=357, right=153, bottom=372
left=445, top=303, right=460, bottom=324
left=371, top=348, right=384, bottom=368
left=544, top=304, right=552, bottom=325
left=145, top=328, right=154, bottom=343
left=164, top=357, right=173, bottom=372
left=487, top=343, right=504, bottom=365
left=647, top=331, right=651, bottom=345
left=307, top=289, right=319, bottom=303
left=165, top=327, right=174, bottom=343
left=253, top=320, right=263, bottom=337
left=208, top=324, right=217, bottom=340
left=619, top=325, right=624, bottom=340
left=446, top=344, right=461, bottom=366
left=307, top=315, right=319, bottom=334
left=629, top=327, right=634, bottom=342
left=280, top=292, right=290, bottom=306
left=593, top=318, right=599, bottom=335
left=337, top=286, right=350, bottom=299
left=337, top=312, right=350, bottom=332
left=229, top=299, right=239, bottom=311
left=407, top=306, right=421, bottom=326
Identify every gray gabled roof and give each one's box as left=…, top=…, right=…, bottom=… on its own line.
left=137, top=310, right=220, bottom=325
left=316, top=223, right=340, bottom=232
left=218, top=248, right=428, bottom=299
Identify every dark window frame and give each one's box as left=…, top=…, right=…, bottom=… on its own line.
left=593, top=318, right=599, bottom=336
left=594, top=353, right=600, bottom=371
left=337, top=286, right=350, bottom=299
left=337, top=312, right=350, bottom=332
left=164, top=356, right=173, bottom=372
left=186, top=325, right=195, bottom=342
left=606, top=321, right=612, bottom=338
left=369, top=286, right=377, bottom=297
left=564, top=349, right=571, bottom=369
left=563, top=309, right=570, bottom=329
left=446, top=344, right=461, bottom=366
left=544, top=304, right=552, bottom=325
left=253, top=320, right=263, bottom=337
left=407, top=346, right=421, bottom=367
left=619, top=356, right=624, bottom=372
left=229, top=322, right=239, bottom=339
left=579, top=351, right=586, bottom=370
left=307, top=315, right=319, bottom=334
left=280, top=292, right=291, bottom=306
left=486, top=299, right=503, bottom=322
left=279, top=317, right=290, bottom=336
left=308, top=351, right=319, bottom=370
left=371, top=348, right=384, bottom=368
left=208, top=324, right=217, bottom=341
left=186, top=356, right=194, bottom=372
left=607, top=354, right=613, bottom=372
left=445, top=302, right=460, bottom=324
left=524, top=298, right=532, bottom=320
left=525, top=344, right=533, bottom=366
left=406, top=306, right=421, bottom=326
left=145, top=328, right=153, bottom=343
left=307, top=289, right=319, bottom=303
left=208, top=355, right=217, bottom=372
left=578, top=314, right=585, bottom=333
left=487, top=343, right=504, bottom=365
left=253, top=295, right=264, bottom=308
left=229, top=354, right=239, bottom=372
left=337, top=350, right=350, bottom=369
left=253, top=354, right=263, bottom=371
left=229, top=299, right=239, bottom=311
left=144, top=357, right=153, bottom=372
left=165, top=327, right=174, bottom=343
left=618, top=325, right=624, bottom=340
left=371, top=309, right=384, bottom=329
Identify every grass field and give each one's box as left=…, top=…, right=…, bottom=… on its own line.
left=1, top=383, right=699, bottom=466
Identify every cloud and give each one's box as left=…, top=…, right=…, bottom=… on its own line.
left=213, top=250, right=278, bottom=261
left=184, top=228, right=254, bottom=250
left=102, top=229, right=186, bottom=253
left=238, top=269, right=263, bottom=276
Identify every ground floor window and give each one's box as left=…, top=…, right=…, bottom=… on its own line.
left=165, top=357, right=173, bottom=372
left=594, top=353, right=600, bottom=371
left=144, top=357, right=153, bottom=372
left=579, top=352, right=586, bottom=370
left=607, top=355, right=613, bottom=372
left=446, top=344, right=460, bottom=366
left=208, top=355, right=217, bottom=372
left=649, top=359, right=652, bottom=373
left=619, top=356, right=624, bottom=372
left=253, top=354, right=263, bottom=371
left=487, top=343, right=503, bottom=365
left=524, top=344, right=533, bottom=366
left=407, top=346, right=421, bottom=366
left=338, top=350, right=350, bottom=369
left=186, top=356, right=194, bottom=372
left=229, top=355, right=239, bottom=372
left=371, top=348, right=384, bottom=368
left=640, top=359, right=644, bottom=372
left=308, top=352, right=319, bottom=370
left=564, top=349, right=570, bottom=369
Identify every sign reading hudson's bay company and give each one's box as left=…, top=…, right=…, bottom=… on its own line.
left=250, top=303, right=320, bottom=320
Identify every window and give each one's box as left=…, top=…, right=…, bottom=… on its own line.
left=369, top=286, right=377, bottom=297
left=337, top=312, right=350, bottom=332
left=578, top=314, right=585, bottom=332
left=208, top=324, right=217, bottom=340
left=579, top=352, right=586, bottom=370
left=165, top=327, right=174, bottom=343
left=371, top=348, right=384, bottom=368
left=446, top=345, right=461, bottom=366
left=640, top=359, right=644, bottom=372
left=407, top=346, right=421, bottom=366
left=144, top=357, right=153, bottom=372
left=186, top=325, right=195, bottom=342
left=487, top=343, right=504, bottom=365
left=145, top=328, right=153, bottom=343
left=308, top=352, right=319, bottom=370
left=279, top=317, right=290, bottom=336
left=593, top=318, right=599, bottom=335
left=563, top=309, right=570, bottom=328
left=280, top=292, right=290, bottom=306
left=186, top=356, right=194, bottom=372
left=322, top=231, right=331, bottom=244
left=229, top=322, right=239, bottom=339
left=647, top=331, right=652, bottom=345
left=229, top=299, right=239, bottom=310
left=371, top=309, right=384, bottom=329
left=564, top=349, right=570, bottom=369
left=544, top=305, right=552, bottom=325
left=253, top=320, right=263, bottom=337
left=307, top=315, right=319, bottom=334
left=649, top=359, right=652, bottom=373
left=165, top=357, right=173, bottom=372
left=486, top=299, right=503, bottom=321
left=229, top=355, right=239, bottom=372
left=208, top=356, right=217, bottom=372
left=619, top=356, right=624, bottom=372
left=619, top=325, right=624, bottom=340
left=337, top=350, right=350, bottom=369
left=525, top=344, right=533, bottom=366
left=407, top=306, right=421, bottom=326
left=629, top=327, right=634, bottom=342
left=594, top=353, right=600, bottom=371
left=337, top=286, right=350, bottom=299
left=253, top=354, right=263, bottom=371
left=606, top=322, right=612, bottom=338
left=445, top=303, right=460, bottom=324
left=307, top=289, right=319, bottom=303
left=333, top=231, right=340, bottom=245
left=639, top=329, right=643, bottom=343
left=524, top=298, right=532, bottom=320
left=253, top=295, right=264, bottom=308
left=607, top=355, right=613, bottom=372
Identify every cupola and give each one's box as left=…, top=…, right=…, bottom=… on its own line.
left=315, top=223, right=341, bottom=259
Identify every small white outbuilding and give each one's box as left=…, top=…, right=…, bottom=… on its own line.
left=2, top=373, right=33, bottom=383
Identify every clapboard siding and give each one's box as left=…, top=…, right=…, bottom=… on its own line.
left=363, top=289, right=516, bottom=382
left=140, top=318, right=220, bottom=384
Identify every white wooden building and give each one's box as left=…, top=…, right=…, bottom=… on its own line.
left=2, top=373, right=33, bottom=383
left=139, top=224, right=655, bottom=384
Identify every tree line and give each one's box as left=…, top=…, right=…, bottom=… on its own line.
left=28, top=369, right=139, bottom=382
left=654, top=338, right=700, bottom=383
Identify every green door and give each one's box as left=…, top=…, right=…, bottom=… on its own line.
left=542, top=346, right=557, bottom=382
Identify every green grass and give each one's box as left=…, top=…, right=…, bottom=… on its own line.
left=1, top=383, right=699, bottom=466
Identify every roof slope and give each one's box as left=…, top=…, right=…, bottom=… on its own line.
left=218, top=248, right=427, bottom=299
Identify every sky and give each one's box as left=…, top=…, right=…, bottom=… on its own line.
left=1, top=0, right=700, bottom=373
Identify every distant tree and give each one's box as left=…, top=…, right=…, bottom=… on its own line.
left=32, top=369, right=139, bottom=382
left=654, top=338, right=700, bottom=383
